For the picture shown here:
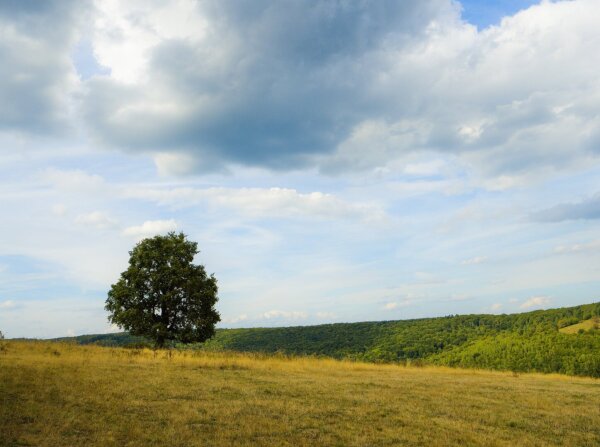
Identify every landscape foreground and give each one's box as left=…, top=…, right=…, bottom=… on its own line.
left=1, top=341, right=599, bottom=446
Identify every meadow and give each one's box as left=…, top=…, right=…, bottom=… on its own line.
left=559, top=317, right=600, bottom=334
left=2, top=341, right=599, bottom=446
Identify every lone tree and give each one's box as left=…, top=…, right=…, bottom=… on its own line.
left=106, top=232, right=220, bottom=348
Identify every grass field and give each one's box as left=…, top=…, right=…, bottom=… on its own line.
left=559, top=317, right=600, bottom=334
left=1, top=341, right=599, bottom=446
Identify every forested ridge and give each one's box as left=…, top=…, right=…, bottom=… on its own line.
left=53, top=302, right=600, bottom=377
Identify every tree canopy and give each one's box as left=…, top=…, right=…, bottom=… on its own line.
left=105, top=232, right=220, bottom=347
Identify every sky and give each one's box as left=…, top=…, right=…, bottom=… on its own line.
left=1, top=0, right=600, bottom=338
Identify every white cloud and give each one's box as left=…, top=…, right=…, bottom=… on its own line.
left=125, top=186, right=385, bottom=221
left=520, top=296, right=551, bottom=309
left=223, top=314, right=248, bottom=324
left=75, top=211, right=117, bottom=230
left=93, top=0, right=208, bottom=83
left=383, top=300, right=413, bottom=310
left=316, top=312, right=336, bottom=320
left=360, top=1, right=600, bottom=181
left=41, top=168, right=106, bottom=193
left=491, top=303, right=503, bottom=311
left=0, top=300, right=16, bottom=309
left=122, top=219, right=178, bottom=239
left=461, top=256, right=487, bottom=265
left=554, top=240, right=600, bottom=254
left=458, top=123, right=485, bottom=143
left=261, top=310, right=308, bottom=321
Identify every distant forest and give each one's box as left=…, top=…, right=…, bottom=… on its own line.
left=53, top=302, right=600, bottom=377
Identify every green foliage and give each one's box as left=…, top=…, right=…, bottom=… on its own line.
left=70, top=302, right=600, bottom=377
left=105, top=232, right=220, bottom=348
left=202, top=302, right=600, bottom=377
left=52, top=332, right=149, bottom=347
left=430, top=331, right=600, bottom=376
left=557, top=316, right=579, bottom=328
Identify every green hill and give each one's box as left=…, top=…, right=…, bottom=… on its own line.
left=54, top=302, right=600, bottom=377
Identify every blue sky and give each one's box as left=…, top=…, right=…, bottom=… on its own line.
left=1, top=0, right=600, bottom=338
left=460, top=0, right=540, bottom=28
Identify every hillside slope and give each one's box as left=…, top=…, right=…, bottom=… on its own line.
left=55, top=302, right=600, bottom=377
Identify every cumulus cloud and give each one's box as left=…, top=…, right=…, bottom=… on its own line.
left=73, top=0, right=600, bottom=180
left=520, top=296, right=551, bottom=309
left=122, top=219, right=178, bottom=239
left=532, top=193, right=600, bottom=222
left=2, top=0, right=599, bottom=182
left=125, top=186, right=384, bottom=221
left=75, top=211, right=117, bottom=230
left=83, top=0, right=454, bottom=169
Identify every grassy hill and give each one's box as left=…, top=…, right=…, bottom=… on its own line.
left=54, top=302, right=600, bottom=377
left=559, top=317, right=600, bottom=334
left=2, top=341, right=599, bottom=446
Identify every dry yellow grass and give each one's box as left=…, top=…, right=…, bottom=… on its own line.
left=559, top=317, right=600, bottom=334
left=1, top=341, right=599, bottom=446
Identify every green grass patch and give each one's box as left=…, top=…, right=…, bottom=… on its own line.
left=559, top=317, right=600, bottom=334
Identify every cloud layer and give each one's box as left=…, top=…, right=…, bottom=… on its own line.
left=78, top=0, right=600, bottom=179
left=1, top=0, right=598, bottom=181
left=125, top=186, right=384, bottom=221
